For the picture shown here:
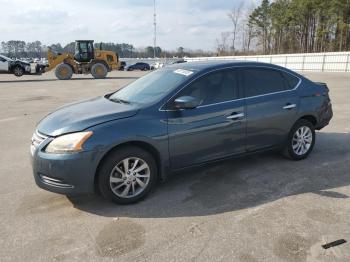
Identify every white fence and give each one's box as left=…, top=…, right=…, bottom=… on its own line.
left=186, top=52, right=350, bottom=72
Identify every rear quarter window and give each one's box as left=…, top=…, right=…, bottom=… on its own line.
left=281, top=72, right=300, bottom=89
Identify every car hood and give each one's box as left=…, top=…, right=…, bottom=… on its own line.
left=19, top=60, right=30, bottom=65
left=11, top=59, right=30, bottom=65
left=37, top=96, right=139, bottom=136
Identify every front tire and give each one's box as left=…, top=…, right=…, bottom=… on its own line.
left=55, top=63, right=73, bottom=80
left=98, top=146, right=158, bottom=204
left=91, top=63, right=108, bottom=79
left=283, top=119, right=315, bottom=160
left=13, top=66, right=24, bottom=77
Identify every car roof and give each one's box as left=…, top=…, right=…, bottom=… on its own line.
left=166, top=60, right=295, bottom=74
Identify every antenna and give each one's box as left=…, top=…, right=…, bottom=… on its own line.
left=153, top=0, right=157, bottom=59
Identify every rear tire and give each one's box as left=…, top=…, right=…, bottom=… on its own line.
left=282, top=119, right=315, bottom=160
left=55, top=63, right=73, bottom=80
left=98, top=146, right=158, bottom=204
left=91, top=63, right=108, bottom=79
left=13, top=66, right=24, bottom=77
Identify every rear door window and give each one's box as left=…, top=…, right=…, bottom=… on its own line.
left=242, top=68, right=288, bottom=97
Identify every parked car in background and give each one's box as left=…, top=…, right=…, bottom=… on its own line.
left=126, top=62, right=151, bottom=71
left=153, top=62, right=164, bottom=69
left=31, top=61, right=333, bottom=204
left=172, top=59, right=187, bottom=64
left=0, top=54, right=46, bottom=77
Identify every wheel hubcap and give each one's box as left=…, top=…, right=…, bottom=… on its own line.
left=60, top=68, right=68, bottom=77
left=15, top=68, right=22, bottom=75
left=292, top=126, right=313, bottom=156
left=96, top=66, right=104, bottom=76
left=109, top=157, right=150, bottom=198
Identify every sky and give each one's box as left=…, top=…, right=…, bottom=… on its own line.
left=0, top=0, right=258, bottom=51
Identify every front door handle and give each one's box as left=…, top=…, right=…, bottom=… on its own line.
left=283, top=104, right=297, bottom=110
left=227, top=112, right=245, bottom=120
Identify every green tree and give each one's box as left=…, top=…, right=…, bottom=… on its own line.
left=63, top=42, right=75, bottom=54
left=249, top=0, right=272, bottom=54
left=177, top=47, right=185, bottom=57
left=49, top=43, right=64, bottom=53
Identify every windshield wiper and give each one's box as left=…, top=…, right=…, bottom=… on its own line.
left=109, top=97, right=130, bottom=104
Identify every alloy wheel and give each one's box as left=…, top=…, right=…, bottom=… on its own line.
left=109, top=157, right=151, bottom=198
left=292, top=126, right=313, bottom=156
left=14, top=67, right=23, bottom=76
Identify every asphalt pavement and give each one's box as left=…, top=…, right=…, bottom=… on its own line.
left=0, top=70, right=349, bottom=262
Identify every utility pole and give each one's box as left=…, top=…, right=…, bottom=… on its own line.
left=153, top=0, right=157, bottom=59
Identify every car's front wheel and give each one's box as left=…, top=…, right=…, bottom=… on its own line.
left=13, top=66, right=24, bottom=77
left=283, top=119, right=315, bottom=160
left=98, top=146, right=158, bottom=204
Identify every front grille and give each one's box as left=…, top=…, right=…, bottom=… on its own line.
left=31, top=131, right=48, bottom=149
left=31, top=131, right=48, bottom=155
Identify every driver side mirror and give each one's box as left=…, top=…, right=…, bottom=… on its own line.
left=174, top=96, right=200, bottom=110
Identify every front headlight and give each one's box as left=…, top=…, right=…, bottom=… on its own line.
left=45, top=131, right=93, bottom=154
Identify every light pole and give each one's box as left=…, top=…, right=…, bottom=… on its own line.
left=153, top=0, right=157, bottom=59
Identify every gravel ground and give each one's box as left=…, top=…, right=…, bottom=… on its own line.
left=0, top=70, right=349, bottom=262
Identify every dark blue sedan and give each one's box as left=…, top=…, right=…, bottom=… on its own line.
left=126, top=62, right=151, bottom=71
left=31, top=61, right=333, bottom=204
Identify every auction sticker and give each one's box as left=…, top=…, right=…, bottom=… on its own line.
left=174, top=69, right=194, bottom=76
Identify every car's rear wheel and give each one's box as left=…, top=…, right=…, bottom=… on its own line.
left=283, top=119, right=315, bottom=160
left=98, top=146, right=158, bottom=204
left=13, top=66, right=24, bottom=77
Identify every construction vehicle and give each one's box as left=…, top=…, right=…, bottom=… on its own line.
left=46, top=40, right=120, bottom=80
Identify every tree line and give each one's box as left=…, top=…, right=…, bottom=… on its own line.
left=217, top=0, right=350, bottom=55
left=1, top=40, right=46, bottom=58
left=0, top=40, right=213, bottom=59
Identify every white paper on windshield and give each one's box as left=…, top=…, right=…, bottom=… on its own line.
left=174, top=69, right=194, bottom=77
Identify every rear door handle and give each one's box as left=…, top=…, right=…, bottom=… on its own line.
left=227, top=112, right=245, bottom=120
left=283, top=104, right=297, bottom=110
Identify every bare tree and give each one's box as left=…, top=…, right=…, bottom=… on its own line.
left=216, top=32, right=231, bottom=55
left=228, top=1, right=245, bottom=54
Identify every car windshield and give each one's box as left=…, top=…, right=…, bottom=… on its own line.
left=109, top=68, right=193, bottom=104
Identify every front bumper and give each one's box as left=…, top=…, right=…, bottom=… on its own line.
left=31, top=136, right=101, bottom=195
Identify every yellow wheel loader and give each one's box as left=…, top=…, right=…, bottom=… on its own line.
left=46, top=40, right=120, bottom=80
